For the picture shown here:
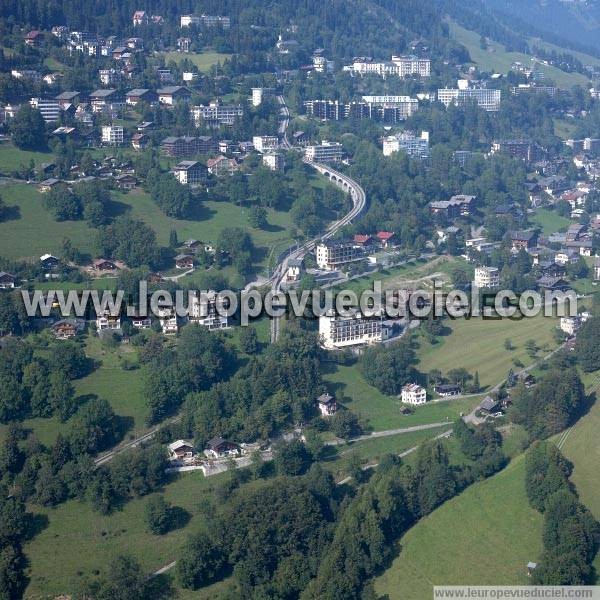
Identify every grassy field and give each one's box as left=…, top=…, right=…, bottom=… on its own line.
left=530, top=207, right=571, bottom=234
left=24, top=470, right=217, bottom=598
left=373, top=455, right=544, bottom=599
left=119, top=189, right=294, bottom=271
left=334, top=256, right=470, bottom=296
left=0, top=184, right=295, bottom=272
left=417, top=311, right=558, bottom=389
left=324, top=364, right=482, bottom=432
left=0, top=336, right=147, bottom=447
left=555, top=370, right=600, bottom=519
left=160, top=51, right=232, bottom=72
left=0, top=184, right=97, bottom=260
left=449, top=20, right=588, bottom=89
left=0, top=141, right=55, bottom=174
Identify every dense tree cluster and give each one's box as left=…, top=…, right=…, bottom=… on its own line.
left=509, top=365, right=585, bottom=439
left=10, top=104, right=46, bottom=151
left=0, top=338, right=88, bottom=423
left=575, top=317, right=600, bottom=373
left=43, top=180, right=112, bottom=225
left=146, top=169, right=199, bottom=219
left=96, top=215, right=162, bottom=268
left=141, top=326, right=237, bottom=424
left=359, top=338, right=418, bottom=395
left=183, top=327, right=323, bottom=443
left=525, top=442, right=600, bottom=585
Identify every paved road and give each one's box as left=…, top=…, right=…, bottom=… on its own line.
left=324, top=421, right=451, bottom=447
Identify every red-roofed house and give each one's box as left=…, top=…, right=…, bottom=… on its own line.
left=376, top=231, right=397, bottom=248
left=25, top=30, right=43, bottom=47
left=353, top=234, right=374, bottom=247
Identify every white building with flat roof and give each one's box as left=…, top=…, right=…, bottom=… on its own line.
left=352, top=55, right=430, bottom=78
left=252, top=135, right=279, bottom=153
left=437, top=87, right=501, bottom=112
left=101, top=125, right=124, bottom=145
left=382, top=131, right=429, bottom=159
left=304, top=141, right=343, bottom=162
left=319, top=310, right=388, bottom=349
left=30, top=97, right=60, bottom=122
left=263, top=152, right=285, bottom=171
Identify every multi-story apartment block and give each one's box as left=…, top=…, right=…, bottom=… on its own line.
left=189, top=291, right=229, bottom=330
left=401, top=383, right=427, bottom=405
left=161, top=136, right=215, bottom=157
left=305, top=96, right=418, bottom=123
left=490, top=139, right=543, bottom=163
left=251, top=87, right=275, bottom=107
left=315, top=239, right=363, bottom=270
left=382, top=131, right=429, bottom=159
left=171, top=160, right=208, bottom=185
left=252, top=135, right=279, bottom=153
left=191, top=102, right=244, bottom=126
left=437, top=87, right=501, bottom=112
left=98, top=69, right=121, bottom=86
left=304, top=141, right=344, bottom=163
left=351, top=55, right=430, bottom=78
left=29, top=98, right=60, bottom=123
left=429, top=194, right=476, bottom=219
left=101, top=125, right=124, bottom=145
left=319, top=310, right=388, bottom=349
left=313, top=55, right=334, bottom=74
left=473, top=266, right=500, bottom=289
left=263, top=152, right=285, bottom=171
left=180, top=14, right=230, bottom=28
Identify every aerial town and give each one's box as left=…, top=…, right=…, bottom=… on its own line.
left=1, top=0, right=600, bottom=598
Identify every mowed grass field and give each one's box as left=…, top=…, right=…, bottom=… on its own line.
left=0, top=184, right=295, bottom=271
left=119, top=188, right=294, bottom=269
left=324, top=364, right=482, bottom=431
left=448, top=20, right=588, bottom=89
left=24, top=470, right=217, bottom=598
left=0, top=141, right=54, bottom=174
left=160, top=51, right=232, bottom=72
left=373, top=455, right=544, bottom=599
left=554, top=370, right=600, bottom=522
left=530, top=207, right=571, bottom=235
left=417, top=312, right=558, bottom=389
left=0, top=184, right=97, bottom=260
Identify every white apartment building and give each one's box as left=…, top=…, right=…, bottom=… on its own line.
left=180, top=14, right=230, bottom=28
left=362, top=95, right=419, bottom=119
left=401, top=383, right=427, bottom=405
left=99, top=69, right=120, bottom=86
left=189, top=291, right=229, bottom=330
left=319, top=311, right=388, bottom=349
left=437, top=87, right=501, bottom=112
left=101, top=125, right=124, bottom=145
left=313, top=55, right=334, bottom=74
left=155, top=303, right=178, bottom=335
left=96, top=311, right=121, bottom=332
left=352, top=55, right=430, bottom=78
left=315, top=239, right=363, bottom=270
left=251, top=87, right=274, bottom=107
left=171, top=161, right=207, bottom=185
left=263, top=152, right=285, bottom=171
left=304, top=141, right=344, bottom=163
left=30, top=98, right=60, bottom=123
left=191, top=102, right=244, bottom=126
left=382, top=131, right=429, bottom=159
left=252, top=135, right=279, bottom=153
left=560, top=316, right=582, bottom=337
left=473, top=266, right=500, bottom=289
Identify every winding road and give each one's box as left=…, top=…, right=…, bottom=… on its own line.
left=270, top=96, right=368, bottom=341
